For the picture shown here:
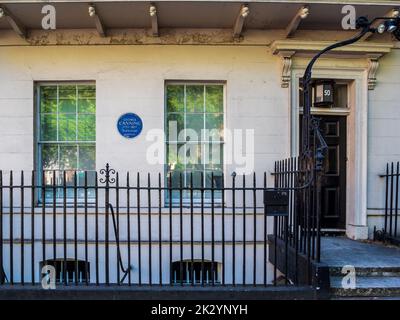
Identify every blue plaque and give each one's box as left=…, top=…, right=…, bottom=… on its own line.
left=117, top=113, right=143, bottom=139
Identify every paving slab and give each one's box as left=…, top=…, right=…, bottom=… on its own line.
left=320, top=237, right=400, bottom=268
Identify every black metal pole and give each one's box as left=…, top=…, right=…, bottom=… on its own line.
left=300, top=17, right=375, bottom=263
left=301, top=17, right=372, bottom=157
left=301, top=15, right=400, bottom=156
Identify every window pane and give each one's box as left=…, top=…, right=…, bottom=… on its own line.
left=188, top=170, right=203, bottom=189
left=184, top=170, right=202, bottom=199
left=43, top=170, right=59, bottom=200
left=78, top=85, right=95, bottom=98
left=186, top=114, right=204, bottom=140
left=205, top=114, right=223, bottom=141
left=166, top=113, right=184, bottom=141
left=78, top=98, right=96, bottom=114
left=205, top=170, right=223, bottom=188
left=86, top=171, right=97, bottom=197
left=206, top=85, right=223, bottom=113
left=59, top=85, right=77, bottom=113
left=40, top=86, right=57, bottom=113
left=184, top=171, right=203, bottom=187
left=166, top=170, right=182, bottom=200
left=167, top=143, right=185, bottom=172
left=78, top=145, right=95, bottom=170
left=205, top=143, right=223, bottom=170
left=40, top=114, right=57, bottom=141
left=333, top=83, right=348, bottom=108
left=42, top=144, right=58, bottom=170
left=171, top=170, right=184, bottom=187
left=186, top=85, right=204, bottom=113
left=76, top=171, right=96, bottom=198
left=185, top=143, right=203, bottom=171
left=205, top=170, right=223, bottom=199
left=76, top=171, right=85, bottom=197
left=166, top=85, right=184, bottom=112
left=78, top=85, right=96, bottom=113
left=73, top=170, right=96, bottom=186
left=63, top=170, right=76, bottom=198
left=59, top=145, right=77, bottom=170
left=78, top=114, right=95, bottom=141
left=59, top=114, right=76, bottom=141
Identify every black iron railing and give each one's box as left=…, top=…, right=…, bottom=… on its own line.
left=0, top=163, right=318, bottom=287
left=274, top=157, right=321, bottom=261
left=375, top=162, right=400, bottom=245
left=271, top=156, right=321, bottom=287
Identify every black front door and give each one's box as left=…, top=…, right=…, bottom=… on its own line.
left=300, top=115, right=347, bottom=229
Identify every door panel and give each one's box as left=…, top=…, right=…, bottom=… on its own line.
left=300, top=115, right=347, bottom=229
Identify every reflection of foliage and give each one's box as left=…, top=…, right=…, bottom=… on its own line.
left=40, top=85, right=96, bottom=143
left=166, top=84, right=223, bottom=143
left=186, top=85, right=203, bottom=112
left=79, top=145, right=96, bottom=169
left=42, top=144, right=58, bottom=169
left=167, top=85, right=223, bottom=113
left=205, top=85, right=223, bottom=113
left=40, top=84, right=96, bottom=172
left=166, top=84, right=224, bottom=196
left=167, top=143, right=185, bottom=171
left=59, top=145, right=77, bottom=169
left=166, top=85, right=184, bottom=112
left=166, top=115, right=184, bottom=141
left=42, top=144, right=95, bottom=171
left=41, top=114, right=57, bottom=140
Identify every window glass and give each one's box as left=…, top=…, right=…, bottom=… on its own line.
left=165, top=83, right=224, bottom=201
left=166, top=85, right=184, bottom=112
left=38, top=84, right=96, bottom=200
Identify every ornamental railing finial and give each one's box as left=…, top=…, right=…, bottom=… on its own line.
left=99, top=163, right=116, bottom=185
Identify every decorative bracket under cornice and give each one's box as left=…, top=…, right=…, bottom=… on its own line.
left=271, top=40, right=393, bottom=90
left=367, top=54, right=382, bottom=90
left=278, top=50, right=295, bottom=88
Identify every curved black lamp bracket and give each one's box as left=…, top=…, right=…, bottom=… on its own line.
left=301, top=16, right=399, bottom=175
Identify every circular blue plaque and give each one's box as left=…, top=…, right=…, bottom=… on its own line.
left=117, top=113, right=143, bottom=139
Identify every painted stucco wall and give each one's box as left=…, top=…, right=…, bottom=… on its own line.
left=0, top=45, right=292, bottom=284
left=367, top=48, right=400, bottom=236
left=0, top=45, right=289, bottom=181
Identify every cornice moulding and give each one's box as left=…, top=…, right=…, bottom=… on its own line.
left=271, top=40, right=394, bottom=58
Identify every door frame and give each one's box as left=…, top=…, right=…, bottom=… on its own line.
left=290, top=65, right=369, bottom=240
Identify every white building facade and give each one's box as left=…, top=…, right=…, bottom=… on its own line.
left=0, top=0, right=399, bottom=287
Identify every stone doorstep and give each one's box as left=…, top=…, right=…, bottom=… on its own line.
left=331, top=287, right=400, bottom=298
left=329, top=266, right=400, bottom=277
left=330, top=276, right=400, bottom=297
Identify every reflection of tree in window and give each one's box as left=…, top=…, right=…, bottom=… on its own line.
left=166, top=83, right=224, bottom=201
left=38, top=84, right=96, bottom=200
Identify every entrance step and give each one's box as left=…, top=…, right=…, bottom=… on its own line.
left=321, top=237, right=400, bottom=298
left=330, top=276, right=400, bottom=297
left=329, top=266, right=400, bottom=277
